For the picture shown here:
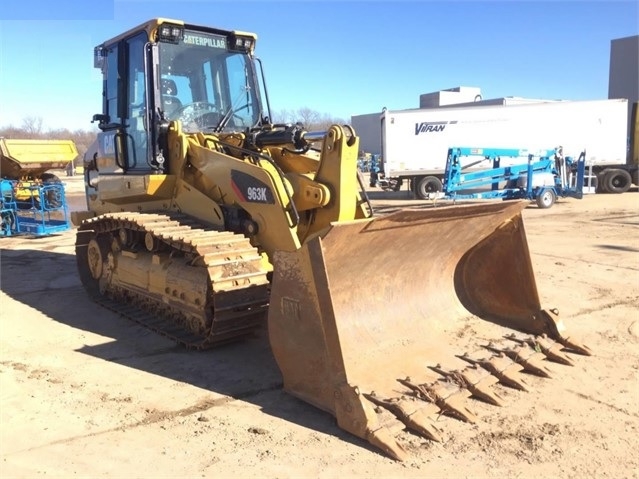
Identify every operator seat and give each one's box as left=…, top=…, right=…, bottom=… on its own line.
left=161, top=78, right=183, bottom=118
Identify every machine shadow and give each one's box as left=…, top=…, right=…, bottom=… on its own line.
left=0, top=247, right=376, bottom=455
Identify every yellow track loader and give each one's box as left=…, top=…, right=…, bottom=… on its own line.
left=74, top=18, right=590, bottom=460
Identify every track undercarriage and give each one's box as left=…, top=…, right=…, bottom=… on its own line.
left=75, top=212, right=270, bottom=349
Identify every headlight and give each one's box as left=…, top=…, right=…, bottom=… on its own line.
left=229, top=34, right=255, bottom=52
left=158, top=24, right=184, bottom=44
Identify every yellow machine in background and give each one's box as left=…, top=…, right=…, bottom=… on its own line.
left=74, top=18, right=590, bottom=460
left=0, top=138, right=78, bottom=200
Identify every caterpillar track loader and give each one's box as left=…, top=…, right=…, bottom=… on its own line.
left=74, top=18, right=590, bottom=460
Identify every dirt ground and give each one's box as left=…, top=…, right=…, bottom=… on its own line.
left=1, top=177, right=638, bottom=479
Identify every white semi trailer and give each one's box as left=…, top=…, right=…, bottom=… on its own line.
left=377, top=98, right=635, bottom=199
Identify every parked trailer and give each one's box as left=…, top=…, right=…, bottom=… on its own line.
left=372, top=99, right=632, bottom=199
left=440, top=147, right=586, bottom=209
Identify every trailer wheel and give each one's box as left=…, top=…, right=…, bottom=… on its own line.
left=536, top=189, right=556, bottom=209
left=40, top=173, right=63, bottom=208
left=1, top=210, right=16, bottom=235
left=603, top=169, right=632, bottom=194
left=415, top=176, right=442, bottom=200
left=41, top=173, right=61, bottom=185
left=596, top=172, right=609, bottom=193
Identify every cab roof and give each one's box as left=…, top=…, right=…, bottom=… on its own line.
left=98, top=18, right=257, bottom=48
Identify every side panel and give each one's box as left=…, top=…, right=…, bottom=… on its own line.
left=381, top=99, right=629, bottom=177
left=351, top=113, right=384, bottom=155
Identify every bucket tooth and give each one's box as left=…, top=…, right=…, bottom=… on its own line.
left=366, top=426, right=409, bottom=462
left=557, top=336, right=593, bottom=357
left=365, top=394, right=444, bottom=443
left=398, top=378, right=477, bottom=424
left=430, top=364, right=505, bottom=407
left=484, top=343, right=553, bottom=378
left=532, top=335, right=575, bottom=365
left=458, top=353, right=530, bottom=392
left=332, top=384, right=409, bottom=461
left=505, top=333, right=575, bottom=366
left=537, top=309, right=592, bottom=356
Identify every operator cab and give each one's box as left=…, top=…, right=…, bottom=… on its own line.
left=91, top=18, right=267, bottom=174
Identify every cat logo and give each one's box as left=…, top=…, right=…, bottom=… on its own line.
left=101, top=132, right=115, bottom=154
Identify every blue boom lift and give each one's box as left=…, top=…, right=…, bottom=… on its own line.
left=442, top=147, right=586, bottom=208
left=0, top=179, right=70, bottom=236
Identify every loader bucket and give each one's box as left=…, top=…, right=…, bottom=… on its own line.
left=268, top=200, right=588, bottom=460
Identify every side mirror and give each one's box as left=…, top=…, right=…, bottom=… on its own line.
left=92, top=113, right=110, bottom=124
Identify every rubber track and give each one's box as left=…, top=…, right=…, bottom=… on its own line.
left=76, top=212, right=270, bottom=349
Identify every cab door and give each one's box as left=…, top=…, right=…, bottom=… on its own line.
left=95, top=31, right=151, bottom=173
left=123, top=32, right=150, bottom=172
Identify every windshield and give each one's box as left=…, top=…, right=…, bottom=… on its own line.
left=158, top=30, right=261, bottom=133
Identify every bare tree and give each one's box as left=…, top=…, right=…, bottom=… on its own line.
left=294, top=107, right=320, bottom=128
left=0, top=124, right=22, bottom=139
left=314, top=113, right=348, bottom=131
left=270, top=109, right=294, bottom=124
left=21, top=116, right=44, bottom=138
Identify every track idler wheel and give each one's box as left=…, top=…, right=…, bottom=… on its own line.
left=76, top=229, right=111, bottom=298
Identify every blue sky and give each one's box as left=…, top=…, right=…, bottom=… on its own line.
left=0, top=0, right=637, bottom=131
